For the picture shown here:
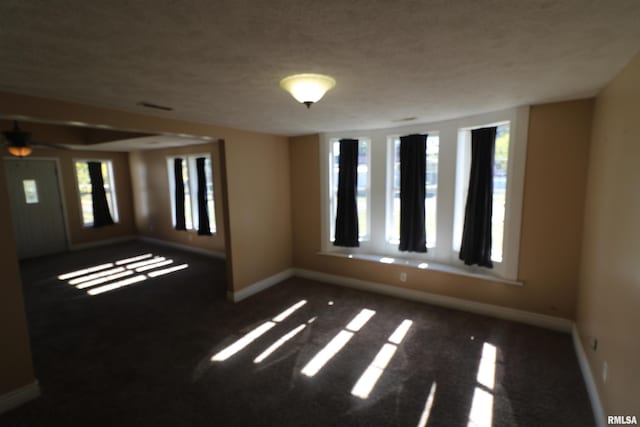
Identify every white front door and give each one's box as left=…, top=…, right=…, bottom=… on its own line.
left=3, top=159, right=68, bottom=259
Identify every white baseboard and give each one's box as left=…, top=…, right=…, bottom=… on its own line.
left=137, top=236, right=226, bottom=259
left=293, top=268, right=573, bottom=333
left=69, top=235, right=136, bottom=251
left=0, top=381, right=40, bottom=415
left=229, top=269, right=295, bottom=302
left=572, top=325, right=605, bottom=427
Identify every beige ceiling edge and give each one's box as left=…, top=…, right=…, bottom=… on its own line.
left=0, top=91, right=281, bottom=141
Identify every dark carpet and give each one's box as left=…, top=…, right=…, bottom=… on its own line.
left=0, top=241, right=594, bottom=426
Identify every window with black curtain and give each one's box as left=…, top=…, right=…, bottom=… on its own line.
left=399, top=134, right=427, bottom=252
left=173, top=158, right=187, bottom=230
left=459, top=126, right=496, bottom=268
left=87, top=161, right=115, bottom=228
left=195, top=157, right=212, bottom=235
left=334, top=138, right=359, bottom=247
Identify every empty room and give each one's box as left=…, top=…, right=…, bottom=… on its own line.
left=1, top=1, right=639, bottom=426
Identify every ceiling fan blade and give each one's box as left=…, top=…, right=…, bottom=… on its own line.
left=1, top=123, right=72, bottom=151
left=30, top=142, right=73, bottom=150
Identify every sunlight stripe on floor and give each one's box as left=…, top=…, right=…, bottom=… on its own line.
left=467, top=343, right=497, bottom=427
left=135, top=259, right=174, bottom=272
left=351, top=319, right=413, bottom=399
left=57, top=263, right=114, bottom=280
left=125, top=257, right=167, bottom=269
left=301, top=330, right=354, bottom=377
left=115, top=254, right=153, bottom=265
left=351, top=343, right=397, bottom=398
left=75, top=270, right=134, bottom=289
left=272, top=300, right=307, bottom=322
left=253, top=324, right=307, bottom=364
left=211, top=300, right=308, bottom=362
left=147, top=264, right=188, bottom=277
left=301, top=308, right=376, bottom=378
left=68, top=267, right=126, bottom=285
left=211, top=322, right=277, bottom=362
left=345, top=309, right=376, bottom=332
left=87, top=275, right=147, bottom=296
left=416, top=383, right=437, bottom=427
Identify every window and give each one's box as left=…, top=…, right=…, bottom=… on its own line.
left=167, top=154, right=216, bottom=234
left=75, top=160, right=119, bottom=226
left=321, top=107, right=528, bottom=280
left=453, top=124, right=510, bottom=262
left=328, top=139, right=370, bottom=242
left=386, top=135, right=439, bottom=248
left=22, top=179, right=39, bottom=204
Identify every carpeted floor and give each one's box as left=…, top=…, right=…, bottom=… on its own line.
left=1, top=242, right=594, bottom=426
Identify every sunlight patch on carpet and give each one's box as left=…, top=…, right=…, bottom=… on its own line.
left=57, top=253, right=189, bottom=295
left=416, top=382, right=437, bottom=427
left=57, top=263, right=114, bottom=280
left=68, top=267, right=126, bottom=285
left=125, top=257, right=167, bottom=269
left=301, top=308, right=376, bottom=377
left=301, top=330, right=354, bottom=377
left=135, top=259, right=174, bottom=272
left=75, top=270, right=134, bottom=289
left=254, top=324, right=307, bottom=364
left=87, top=275, right=147, bottom=296
left=468, top=342, right=497, bottom=427
left=351, top=319, right=413, bottom=399
left=147, top=264, right=189, bottom=277
left=212, top=321, right=277, bottom=362
left=115, top=253, right=153, bottom=265
left=212, top=300, right=308, bottom=362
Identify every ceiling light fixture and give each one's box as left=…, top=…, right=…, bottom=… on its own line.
left=280, top=73, right=336, bottom=108
left=4, top=121, right=33, bottom=158
left=8, top=145, right=33, bottom=157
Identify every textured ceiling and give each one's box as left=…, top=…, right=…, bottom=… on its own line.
left=0, top=0, right=639, bottom=136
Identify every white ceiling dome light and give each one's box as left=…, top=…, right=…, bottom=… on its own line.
left=280, top=73, right=336, bottom=108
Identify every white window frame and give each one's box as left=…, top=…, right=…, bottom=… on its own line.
left=320, top=106, right=529, bottom=281
left=74, top=159, right=119, bottom=227
left=385, top=133, right=440, bottom=250
left=167, top=153, right=216, bottom=234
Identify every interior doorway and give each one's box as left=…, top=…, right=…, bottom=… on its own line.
left=3, top=158, right=68, bottom=259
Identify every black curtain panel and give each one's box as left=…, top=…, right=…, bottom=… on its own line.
left=87, top=161, right=114, bottom=227
left=399, top=134, right=428, bottom=252
left=196, top=157, right=212, bottom=236
left=459, top=126, right=497, bottom=267
left=334, top=139, right=359, bottom=247
left=174, top=158, right=187, bottom=231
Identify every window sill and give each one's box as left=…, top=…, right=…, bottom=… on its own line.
left=317, top=251, right=523, bottom=287
left=82, top=223, right=120, bottom=228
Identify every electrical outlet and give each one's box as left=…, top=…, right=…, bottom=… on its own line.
left=602, top=361, right=608, bottom=383
left=400, top=272, right=407, bottom=282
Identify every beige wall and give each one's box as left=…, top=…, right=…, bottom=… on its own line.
left=129, top=143, right=226, bottom=256
left=519, top=100, right=593, bottom=317
left=224, top=133, right=292, bottom=290
left=577, top=53, right=640, bottom=415
left=0, top=159, right=35, bottom=396
left=290, top=99, right=594, bottom=319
